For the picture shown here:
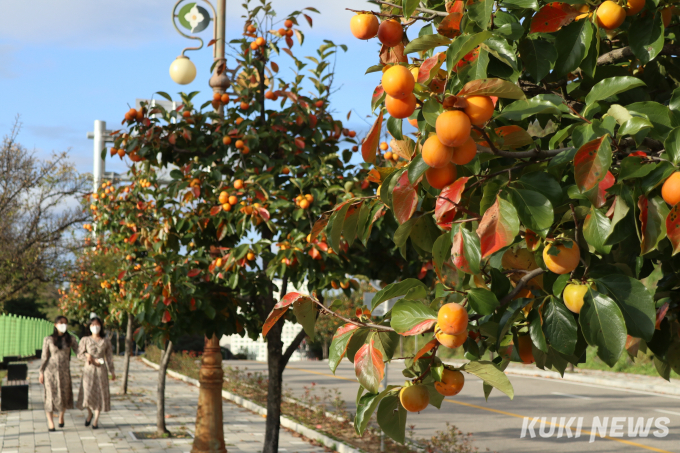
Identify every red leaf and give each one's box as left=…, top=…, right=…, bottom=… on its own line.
left=210, top=205, right=222, bottom=216
left=332, top=323, right=360, bottom=365
left=457, top=78, right=525, bottom=100
left=354, top=340, right=385, bottom=393
left=667, top=203, right=680, bottom=255
left=163, top=297, right=172, bottom=306
left=530, top=2, right=583, bottom=34
left=188, top=269, right=201, bottom=277
left=129, top=233, right=138, bottom=245
left=303, top=13, right=313, bottom=26
left=257, top=207, right=271, bottom=221
left=371, top=85, right=385, bottom=113
left=414, top=338, right=438, bottom=361
left=362, top=112, right=383, bottom=163
left=271, top=62, right=279, bottom=73
left=285, top=35, right=294, bottom=49
left=593, top=170, right=615, bottom=208
left=574, top=136, right=612, bottom=192
left=451, top=227, right=473, bottom=273
left=437, top=12, right=463, bottom=38
left=418, top=52, right=446, bottom=83
left=435, top=176, right=469, bottom=228
left=656, top=302, right=669, bottom=329
left=162, top=310, right=172, bottom=323
left=401, top=319, right=437, bottom=336
left=118, top=270, right=126, bottom=280
left=207, top=39, right=216, bottom=47
left=310, top=217, right=328, bottom=241
left=192, top=186, right=201, bottom=198
left=495, top=125, right=533, bottom=149
left=380, top=42, right=408, bottom=65
left=217, top=222, right=227, bottom=241
left=524, top=230, right=540, bottom=252
left=476, top=196, right=520, bottom=259
left=262, top=292, right=315, bottom=337
left=393, top=172, right=419, bottom=224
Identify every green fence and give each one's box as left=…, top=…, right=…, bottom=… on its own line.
left=0, top=314, right=54, bottom=362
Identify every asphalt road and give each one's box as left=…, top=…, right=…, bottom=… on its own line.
left=224, top=359, right=680, bottom=453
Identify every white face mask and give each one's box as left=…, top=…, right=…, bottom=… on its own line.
left=56, top=324, right=68, bottom=333
left=90, top=325, right=101, bottom=335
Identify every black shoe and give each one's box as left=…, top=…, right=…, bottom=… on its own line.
left=58, top=422, right=64, bottom=428
left=48, top=427, right=56, bottom=432
left=92, top=424, right=99, bottom=430
left=85, top=418, right=91, bottom=427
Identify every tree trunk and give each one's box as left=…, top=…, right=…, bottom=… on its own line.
left=323, top=339, right=328, bottom=360
left=116, top=330, right=120, bottom=356
left=157, top=341, right=174, bottom=435
left=122, top=315, right=133, bottom=395
left=263, top=320, right=284, bottom=453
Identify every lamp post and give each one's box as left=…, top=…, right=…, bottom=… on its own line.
left=170, top=1, right=234, bottom=452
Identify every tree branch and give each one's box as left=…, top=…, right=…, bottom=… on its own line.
left=597, top=43, right=680, bottom=66
left=373, top=0, right=448, bottom=17
left=280, top=328, right=306, bottom=368
left=499, top=268, right=544, bottom=307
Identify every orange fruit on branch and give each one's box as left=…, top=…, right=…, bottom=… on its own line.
left=425, top=163, right=457, bottom=189
left=463, top=96, right=494, bottom=126
left=435, top=110, right=471, bottom=147
left=350, top=14, right=379, bottom=40
left=422, top=135, right=454, bottom=168
left=385, top=93, right=417, bottom=119
left=399, top=384, right=430, bottom=412
left=234, top=179, right=244, bottom=189
left=434, top=369, right=465, bottom=396
left=542, top=240, right=580, bottom=275
left=517, top=335, right=535, bottom=364
left=626, top=0, right=645, bottom=15
left=377, top=19, right=403, bottom=47
left=662, top=172, right=680, bottom=205
left=284, top=19, right=293, bottom=28
left=437, top=302, right=468, bottom=335
left=435, top=323, right=467, bottom=349
left=563, top=283, right=588, bottom=314
left=596, top=1, right=626, bottom=29
left=382, top=65, right=415, bottom=100
left=451, top=136, right=477, bottom=165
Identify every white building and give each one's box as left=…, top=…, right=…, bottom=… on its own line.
left=220, top=279, right=308, bottom=362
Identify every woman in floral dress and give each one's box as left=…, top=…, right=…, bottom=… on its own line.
left=39, top=316, right=78, bottom=431
left=76, top=317, right=115, bottom=429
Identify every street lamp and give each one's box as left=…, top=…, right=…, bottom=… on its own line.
left=170, top=2, right=233, bottom=453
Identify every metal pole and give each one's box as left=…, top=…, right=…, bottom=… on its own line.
left=192, top=2, right=228, bottom=453
left=92, top=120, right=106, bottom=192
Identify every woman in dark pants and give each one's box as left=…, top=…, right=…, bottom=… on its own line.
left=39, top=316, right=78, bottom=431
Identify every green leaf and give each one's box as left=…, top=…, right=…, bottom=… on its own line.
left=377, top=394, right=407, bottom=443
left=664, top=126, right=680, bottom=165
left=403, top=0, right=419, bottom=18
left=446, top=31, right=493, bottom=75
left=503, top=0, right=538, bottom=9
left=528, top=309, right=548, bottom=353
left=371, top=279, right=428, bottom=311
left=355, top=386, right=393, bottom=435
left=639, top=195, right=669, bottom=255
left=452, top=224, right=482, bottom=275
left=596, top=275, right=656, bottom=341
left=618, top=157, right=655, bottom=181
left=467, top=288, right=500, bottom=315
left=390, top=299, right=438, bottom=335
left=422, top=99, right=443, bottom=128
left=542, top=297, right=577, bottom=356
left=405, top=34, right=452, bottom=54
left=580, top=288, right=627, bottom=367
left=482, top=38, right=518, bottom=71
left=329, top=324, right=360, bottom=374
left=410, top=215, right=440, bottom=253
left=518, top=171, right=563, bottom=209
left=328, top=203, right=350, bottom=253
left=585, top=76, right=647, bottom=106
left=468, top=0, right=494, bottom=29
left=292, top=298, right=317, bottom=340
left=499, top=95, right=563, bottom=121
left=394, top=215, right=420, bottom=248
left=462, top=361, right=514, bottom=399
left=343, top=204, right=361, bottom=248
left=432, top=233, right=452, bottom=279
left=408, top=153, right=429, bottom=185
left=156, top=91, right=173, bottom=102
left=629, top=12, right=665, bottom=64
left=619, top=117, right=653, bottom=138
left=387, top=116, right=404, bottom=141
left=508, top=188, right=554, bottom=238
left=583, top=207, right=613, bottom=255
left=170, top=169, right=184, bottom=179
left=553, top=19, right=593, bottom=77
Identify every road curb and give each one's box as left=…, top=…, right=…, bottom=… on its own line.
left=140, top=357, right=365, bottom=453
left=443, top=359, right=680, bottom=396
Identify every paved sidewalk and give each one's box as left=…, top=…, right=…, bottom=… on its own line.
left=0, top=357, right=328, bottom=453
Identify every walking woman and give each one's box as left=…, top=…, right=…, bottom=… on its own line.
left=76, top=317, right=115, bottom=429
left=39, top=316, right=78, bottom=431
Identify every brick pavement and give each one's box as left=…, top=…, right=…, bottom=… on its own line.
left=0, top=356, right=327, bottom=453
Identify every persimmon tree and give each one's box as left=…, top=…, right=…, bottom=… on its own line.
left=263, top=0, right=680, bottom=444
left=84, top=1, right=403, bottom=449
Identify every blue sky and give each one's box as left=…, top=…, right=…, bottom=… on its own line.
left=0, top=0, right=386, bottom=176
